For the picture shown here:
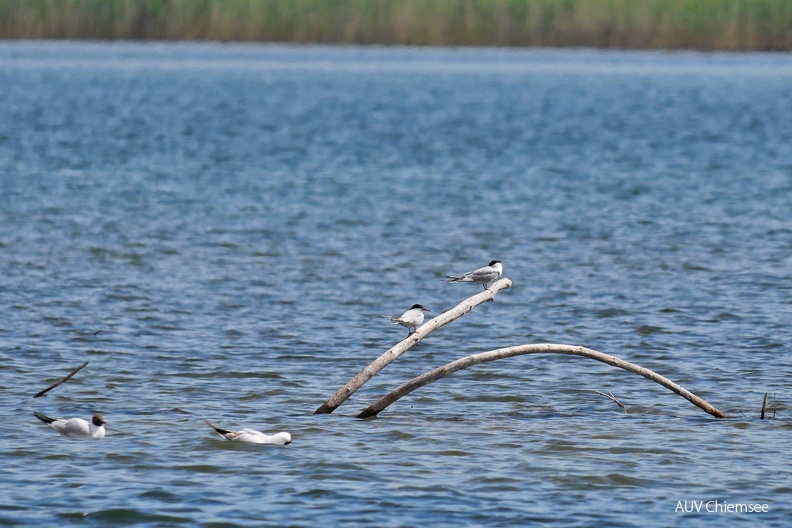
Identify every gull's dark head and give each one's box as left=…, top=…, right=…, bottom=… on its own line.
left=92, top=414, right=106, bottom=427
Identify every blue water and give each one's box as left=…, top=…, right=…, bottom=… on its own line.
left=1, top=41, right=791, bottom=527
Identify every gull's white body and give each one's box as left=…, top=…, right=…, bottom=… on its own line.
left=33, top=412, right=106, bottom=439
left=205, top=420, right=291, bottom=445
left=381, top=304, right=431, bottom=335
left=444, top=260, right=503, bottom=289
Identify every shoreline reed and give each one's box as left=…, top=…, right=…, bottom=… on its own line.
left=1, top=0, right=791, bottom=51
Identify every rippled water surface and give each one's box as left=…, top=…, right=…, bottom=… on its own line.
left=1, top=42, right=791, bottom=527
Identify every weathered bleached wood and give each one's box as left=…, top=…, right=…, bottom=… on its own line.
left=313, top=278, right=512, bottom=414
left=357, top=344, right=730, bottom=419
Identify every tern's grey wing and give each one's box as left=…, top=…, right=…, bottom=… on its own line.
left=465, top=266, right=497, bottom=281
left=399, top=309, right=423, bottom=326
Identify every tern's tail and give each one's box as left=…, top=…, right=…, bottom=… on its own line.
left=444, top=275, right=464, bottom=282
left=381, top=315, right=400, bottom=324
left=33, top=411, right=56, bottom=424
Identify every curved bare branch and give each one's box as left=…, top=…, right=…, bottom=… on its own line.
left=357, top=344, right=730, bottom=419
left=314, top=278, right=513, bottom=414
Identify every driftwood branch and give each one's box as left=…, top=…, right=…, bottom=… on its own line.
left=33, top=361, right=89, bottom=398
left=357, top=344, right=729, bottom=419
left=314, top=278, right=512, bottom=414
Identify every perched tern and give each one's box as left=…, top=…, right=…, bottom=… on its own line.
left=205, top=420, right=292, bottom=445
left=381, top=304, right=431, bottom=336
left=444, top=260, right=503, bottom=290
left=33, top=411, right=106, bottom=439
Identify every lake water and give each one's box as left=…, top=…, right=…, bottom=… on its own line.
left=1, top=41, right=790, bottom=527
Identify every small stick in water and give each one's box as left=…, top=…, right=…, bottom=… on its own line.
left=760, top=392, right=768, bottom=420
left=33, top=361, right=89, bottom=398
left=593, top=389, right=627, bottom=412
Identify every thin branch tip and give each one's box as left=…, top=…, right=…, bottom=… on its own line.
left=593, top=389, right=627, bottom=412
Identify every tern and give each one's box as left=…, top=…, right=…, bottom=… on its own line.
left=381, top=304, right=431, bottom=336
left=444, top=260, right=503, bottom=289
left=33, top=411, right=106, bottom=439
left=205, top=420, right=292, bottom=445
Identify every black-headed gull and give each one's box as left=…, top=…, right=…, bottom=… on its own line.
left=205, top=420, right=292, bottom=445
left=444, top=260, right=503, bottom=290
left=33, top=411, right=106, bottom=439
left=381, top=304, right=431, bottom=336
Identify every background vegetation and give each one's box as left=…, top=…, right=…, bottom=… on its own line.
left=1, top=0, right=791, bottom=50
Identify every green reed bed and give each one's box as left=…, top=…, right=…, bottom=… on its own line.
left=1, top=0, right=791, bottom=50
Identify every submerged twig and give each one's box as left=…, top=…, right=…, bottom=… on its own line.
left=314, top=278, right=512, bottom=414
left=33, top=361, right=89, bottom=398
left=357, top=344, right=730, bottom=419
left=593, top=389, right=627, bottom=412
